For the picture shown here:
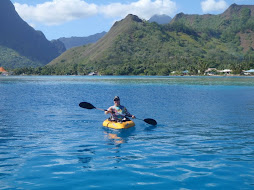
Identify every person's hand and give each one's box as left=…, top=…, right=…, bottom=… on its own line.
left=105, top=109, right=114, bottom=114
left=132, top=115, right=136, bottom=119
left=105, top=110, right=111, bottom=114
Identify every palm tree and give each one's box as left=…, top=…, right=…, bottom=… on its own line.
left=197, top=59, right=208, bottom=75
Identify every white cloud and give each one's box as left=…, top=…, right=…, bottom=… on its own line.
left=201, top=0, right=228, bottom=13
left=14, top=0, right=98, bottom=25
left=14, top=0, right=177, bottom=26
left=100, top=0, right=177, bottom=20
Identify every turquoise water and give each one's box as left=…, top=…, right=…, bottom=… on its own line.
left=0, top=76, right=254, bottom=189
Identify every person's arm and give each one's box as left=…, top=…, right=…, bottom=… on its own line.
left=125, top=107, right=136, bottom=119
left=105, top=107, right=112, bottom=115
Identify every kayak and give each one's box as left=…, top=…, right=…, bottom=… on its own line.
left=102, top=119, right=135, bottom=129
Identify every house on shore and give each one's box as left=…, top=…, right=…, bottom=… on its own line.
left=244, top=69, right=254, bottom=75
left=204, top=68, right=233, bottom=75
left=205, top=68, right=218, bottom=75
left=0, top=67, right=6, bottom=72
left=182, top=70, right=189, bottom=75
left=0, top=67, right=8, bottom=75
left=220, top=69, right=232, bottom=75
left=88, top=71, right=98, bottom=76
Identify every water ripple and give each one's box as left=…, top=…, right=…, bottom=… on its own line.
left=1, top=76, right=254, bottom=189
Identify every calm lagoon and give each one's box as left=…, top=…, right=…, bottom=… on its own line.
left=0, top=76, right=254, bottom=189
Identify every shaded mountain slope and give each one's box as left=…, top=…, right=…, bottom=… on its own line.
left=58, top=31, right=107, bottom=50
left=0, top=0, right=65, bottom=69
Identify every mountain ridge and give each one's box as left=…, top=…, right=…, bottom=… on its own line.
left=56, top=14, right=171, bottom=50
left=170, top=4, right=254, bottom=51
left=48, top=14, right=144, bottom=67
left=171, top=4, right=254, bottom=30
left=58, top=31, right=107, bottom=50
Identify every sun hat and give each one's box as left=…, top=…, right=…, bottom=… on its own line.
left=113, top=96, right=120, bottom=101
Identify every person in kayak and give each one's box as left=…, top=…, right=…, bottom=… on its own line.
left=105, top=96, right=135, bottom=122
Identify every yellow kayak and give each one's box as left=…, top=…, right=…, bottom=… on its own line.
left=102, top=119, right=135, bottom=129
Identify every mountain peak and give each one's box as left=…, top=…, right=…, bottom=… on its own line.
left=0, top=0, right=20, bottom=22
left=148, top=14, right=172, bottom=24
left=49, top=14, right=144, bottom=66
left=125, top=14, right=143, bottom=22
left=112, top=14, right=143, bottom=28
left=222, top=4, right=254, bottom=17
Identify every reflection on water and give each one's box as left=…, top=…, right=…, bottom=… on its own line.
left=103, top=127, right=135, bottom=146
left=106, top=132, right=125, bottom=145
left=143, top=124, right=158, bottom=131
left=77, top=145, right=95, bottom=169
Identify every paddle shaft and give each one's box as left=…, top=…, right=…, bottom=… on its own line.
left=95, top=108, right=156, bottom=125
left=79, top=101, right=157, bottom=125
left=95, top=109, right=146, bottom=123
left=95, top=107, right=107, bottom=112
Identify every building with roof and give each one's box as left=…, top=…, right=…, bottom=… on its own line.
left=220, top=69, right=232, bottom=75
left=205, top=68, right=218, bottom=75
left=0, top=67, right=10, bottom=76
left=0, top=67, right=7, bottom=72
left=244, top=69, right=254, bottom=75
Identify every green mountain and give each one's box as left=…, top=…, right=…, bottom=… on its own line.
left=171, top=4, right=254, bottom=51
left=0, top=0, right=65, bottom=69
left=38, top=4, right=254, bottom=75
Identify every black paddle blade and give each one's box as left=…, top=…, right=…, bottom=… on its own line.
left=79, top=102, right=96, bottom=109
left=144, top=118, right=157, bottom=126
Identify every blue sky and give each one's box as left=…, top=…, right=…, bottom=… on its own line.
left=10, top=0, right=254, bottom=40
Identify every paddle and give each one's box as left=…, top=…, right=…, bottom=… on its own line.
left=136, top=118, right=157, bottom=126
left=79, top=102, right=157, bottom=126
left=79, top=102, right=107, bottom=111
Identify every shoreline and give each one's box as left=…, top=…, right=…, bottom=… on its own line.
left=1, top=74, right=254, bottom=77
